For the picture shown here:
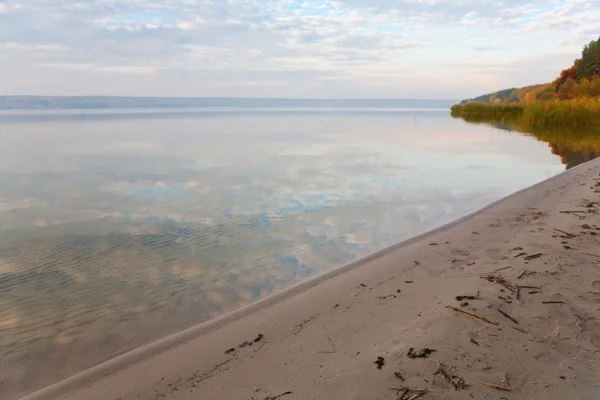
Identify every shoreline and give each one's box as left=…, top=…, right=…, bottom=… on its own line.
left=21, top=158, right=600, bottom=400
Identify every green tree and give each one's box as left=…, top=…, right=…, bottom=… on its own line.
left=577, top=37, right=600, bottom=80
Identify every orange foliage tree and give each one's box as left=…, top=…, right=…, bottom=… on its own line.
left=552, top=60, right=579, bottom=92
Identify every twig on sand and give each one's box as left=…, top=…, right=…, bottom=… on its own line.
left=446, top=305, right=499, bottom=325
left=511, top=326, right=527, bottom=334
left=456, top=290, right=482, bottom=301
left=517, top=285, right=540, bottom=289
left=559, top=210, right=587, bottom=214
left=394, top=372, right=405, bottom=381
left=524, top=253, right=543, bottom=261
left=514, top=252, right=527, bottom=258
left=481, top=382, right=511, bottom=391
left=495, top=308, right=519, bottom=324
left=263, top=391, right=293, bottom=400
left=406, top=393, right=427, bottom=400
left=543, top=300, right=566, bottom=304
left=493, top=266, right=511, bottom=273
left=481, top=275, right=516, bottom=292
left=516, top=287, right=521, bottom=301
left=553, top=228, right=577, bottom=237
left=396, top=387, right=409, bottom=400
left=518, top=270, right=527, bottom=279
left=393, top=387, right=428, bottom=400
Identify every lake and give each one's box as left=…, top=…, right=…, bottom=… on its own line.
left=0, top=107, right=592, bottom=398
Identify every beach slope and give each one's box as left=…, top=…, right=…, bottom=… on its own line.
left=25, top=159, right=600, bottom=400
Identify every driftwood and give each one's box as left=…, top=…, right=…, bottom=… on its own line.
left=511, top=326, right=527, bottom=334
left=543, top=300, right=566, bottom=304
left=446, top=305, right=499, bottom=325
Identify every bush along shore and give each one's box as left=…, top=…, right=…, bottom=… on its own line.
left=451, top=97, right=600, bottom=127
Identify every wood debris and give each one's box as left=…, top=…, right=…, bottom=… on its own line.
left=446, top=305, right=499, bottom=325
left=517, top=285, right=540, bottom=289
left=375, top=294, right=397, bottom=300
left=543, top=300, right=566, bottom=304
left=392, top=386, right=428, bottom=400
left=394, top=372, right=405, bottom=381
left=240, top=333, right=264, bottom=348
left=262, top=391, right=293, bottom=400
left=456, top=290, right=481, bottom=301
left=511, top=326, right=527, bottom=334
left=407, top=348, right=436, bottom=359
left=524, top=253, right=543, bottom=261
left=481, top=275, right=516, bottom=292
left=495, top=308, right=519, bottom=324
left=481, top=382, right=511, bottom=391
left=435, top=362, right=467, bottom=390
left=553, top=228, right=577, bottom=237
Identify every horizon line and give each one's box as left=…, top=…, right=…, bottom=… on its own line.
left=0, top=95, right=459, bottom=101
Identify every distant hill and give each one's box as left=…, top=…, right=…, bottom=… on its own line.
left=460, top=84, right=553, bottom=104
left=0, top=96, right=457, bottom=110
left=460, top=36, right=600, bottom=104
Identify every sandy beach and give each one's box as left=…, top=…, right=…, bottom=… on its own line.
left=21, top=158, right=600, bottom=400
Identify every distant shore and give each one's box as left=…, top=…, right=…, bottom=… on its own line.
left=20, top=158, right=600, bottom=400
left=0, top=96, right=456, bottom=110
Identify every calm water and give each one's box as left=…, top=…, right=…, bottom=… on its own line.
left=0, top=108, right=576, bottom=398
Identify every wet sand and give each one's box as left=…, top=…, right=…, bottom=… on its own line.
left=22, top=158, right=600, bottom=400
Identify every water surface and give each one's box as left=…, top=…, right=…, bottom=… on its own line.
left=0, top=108, right=578, bottom=398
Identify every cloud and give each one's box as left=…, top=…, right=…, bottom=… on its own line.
left=0, top=0, right=598, bottom=97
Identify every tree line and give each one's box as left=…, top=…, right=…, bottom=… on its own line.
left=462, top=36, right=600, bottom=104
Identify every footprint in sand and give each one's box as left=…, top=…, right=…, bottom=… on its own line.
left=582, top=317, right=600, bottom=349
left=484, top=248, right=508, bottom=261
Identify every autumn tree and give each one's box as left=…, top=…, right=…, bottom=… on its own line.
left=552, top=60, right=579, bottom=92
left=524, top=91, right=537, bottom=102
left=558, top=78, right=576, bottom=100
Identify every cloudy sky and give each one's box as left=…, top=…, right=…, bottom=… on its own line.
left=0, top=0, right=598, bottom=99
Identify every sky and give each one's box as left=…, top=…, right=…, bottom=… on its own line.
left=0, top=0, right=599, bottom=99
